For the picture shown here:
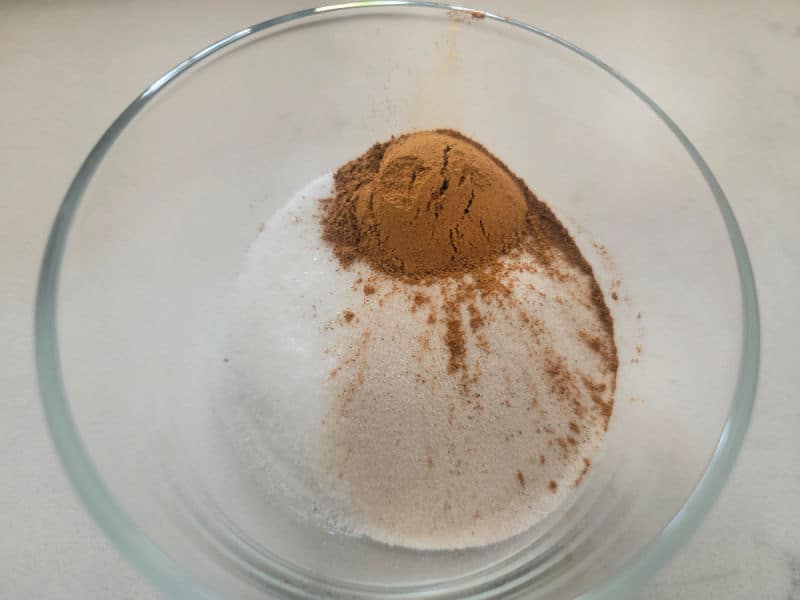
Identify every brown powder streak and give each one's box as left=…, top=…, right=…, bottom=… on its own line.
left=591, top=393, right=614, bottom=430
left=444, top=303, right=466, bottom=374
left=574, top=457, right=592, bottom=487
left=467, top=303, right=484, bottom=331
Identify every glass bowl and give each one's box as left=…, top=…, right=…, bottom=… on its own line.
left=36, top=2, right=759, bottom=598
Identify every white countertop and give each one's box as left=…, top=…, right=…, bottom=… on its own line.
left=1, top=1, right=798, bottom=598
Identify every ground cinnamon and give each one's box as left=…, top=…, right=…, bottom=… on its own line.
left=323, top=130, right=529, bottom=278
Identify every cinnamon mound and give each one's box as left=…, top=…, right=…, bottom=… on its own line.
left=322, top=130, right=530, bottom=278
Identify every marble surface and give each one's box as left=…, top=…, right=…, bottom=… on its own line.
left=1, top=1, right=798, bottom=598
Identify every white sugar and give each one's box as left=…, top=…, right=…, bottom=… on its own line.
left=226, top=174, right=615, bottom=549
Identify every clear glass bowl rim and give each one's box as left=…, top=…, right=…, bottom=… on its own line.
left=34, top=2, right=760, bottom=598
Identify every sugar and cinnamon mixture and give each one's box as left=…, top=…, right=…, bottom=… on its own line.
left=228, top=130, right=617, bottom=549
